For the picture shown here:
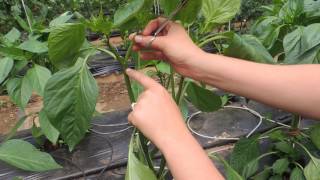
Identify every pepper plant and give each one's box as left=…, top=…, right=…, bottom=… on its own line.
left=0, top=0, right=242, bottom=175
left=209, top=0, right=320, bottom=179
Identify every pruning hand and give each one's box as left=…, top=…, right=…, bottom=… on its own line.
left=130, top=18, right=204, bottom=77
left=126, top=68, right=189, bottom=149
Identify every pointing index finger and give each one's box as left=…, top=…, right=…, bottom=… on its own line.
left=126, top=69, right=158, bottom=89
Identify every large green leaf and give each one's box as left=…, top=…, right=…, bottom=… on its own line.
left=44, top=58, right=98, bottom=151
left=4, top=28, right=21, bottom=43
left=251, top=16, right=283, bottom=50
left=18, top=39, right=48, bottom=54
left=39, top=110, right=60, bottom=144
left=201, top=0, right=241, bottom=30
left=304, top=0, right=320, bottom=19
left=160, top=0, right=202, bottom=24
left=252, top=168, right=271, bottom=180
left=113, top=0, right=146, bottom=27
left=125, top=135, right=157, bottom=180
left=0, top=46, right=29, bottom=61
left=48, top=23, right=85, bottom=69
left=230, top=136, right=260, bottom=173
left=0, top=57, right=14, bottom=84
left=304, top=158, right=320, bottom=180
left=310, top=124, right=320, bottom=150
left=0, top=139, right=61, bottom=172
left=272, top=158, right=289, bottom=175
left=160, top=0, right=179, bottom=16
left=49, top=11, right=73, bottom=27
left=25, top=65, right=51, bottom=96
left=186, top=82, right=222, bottom=112
left=224, top=33, right=275, bottom=64
left=290, top=167, right=305, bottom=180
left=283, top=24, right=320, bottom=64
left=242, top=159, right=259, bottom=179
left=279, top=0, right=304, bottom=24
left=6, top=77, right=33, bottom=109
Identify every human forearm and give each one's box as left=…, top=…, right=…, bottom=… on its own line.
left=159, top=129, right=224, bottom=180
left=187, top=52, right=320, bottom=119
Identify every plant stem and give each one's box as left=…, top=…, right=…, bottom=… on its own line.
left=170, top=67, right=176, bottom=99
left=123, top=43, right=135, bottom=103
left=176, top=77, right=185, bottom=105
left=291, top=114, right=301, bottom=130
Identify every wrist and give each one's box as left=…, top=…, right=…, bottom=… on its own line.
left=184, top=50, right=209, bottom=79
left=157, top=126, right=193, bottom=154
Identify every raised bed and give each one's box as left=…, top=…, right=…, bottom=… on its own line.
left=0, top=101, right=293, bottom=179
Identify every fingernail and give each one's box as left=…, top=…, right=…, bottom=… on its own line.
left=135, top=35, right=143, bottom=43
left=126, top=68, right=133, bottom=73
left=129, top=32, right=137, bottom=40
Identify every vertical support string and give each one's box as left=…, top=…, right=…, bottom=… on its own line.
left=21, top=0, right=33, bottom=33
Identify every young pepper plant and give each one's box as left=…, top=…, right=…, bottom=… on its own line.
left=211, top=1, right=320, bottom=179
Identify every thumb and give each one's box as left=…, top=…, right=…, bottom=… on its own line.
left=126, top=69, right=159, bottom=89
left=133, top=35, right=166, bottom=50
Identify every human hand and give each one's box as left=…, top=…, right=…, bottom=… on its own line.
left=129, top=18, right=205, bottom=77
left=126, top=68, right=190, bottom=149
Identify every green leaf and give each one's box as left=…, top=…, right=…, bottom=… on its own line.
left=210, top=154, right=244, bottom=180
left=252, top=168, right=271, bottom=180
left=18, top=39, right=48, bottom=54
left=39, top=110, right=59, bottom=144
left=283, top=24, right=320, bottom=64
left=86, top=12, right=113, bottom=35
left=44, top=58, right=98, bottom=151
left=272, top=158, right=289, bottom=175
left=279, top=0, right=304, bottom=24
left=156, top=62, right=171, bottom=74
left=224, top=33, right=275, bottom=64
left=310, top=124, right=320, bottom=150
left=178, top=0, right=203, bottom=24
left=14, top=15, right=30, bottom=32
left=0, top=57, right=14, bottom=84
left=4, top=28, right=21, bottom=43
left=186, top=82, right=222, bottom=112
left=160, top=0, right=180, bottom=16
left=304, top=0, right=320, bottom=19
left=251, top=16, right=282, bottom=50
left=49, top=11, right=73, bottom=27
left=304, top=158, right=320, bottom=180
left=25, top=65, right=51, bottom=96
left=275, top=141, right=294, bottom=154
left=269, top=130, right=286, bottom=141
left=12, top=60, right=28, bottom=75
left=0, top=46, right=29, bottom=61
left=0, top=139, right=61, bottom=172
left=201, top=0, right=241, bottom=30
left=125, top=135, right=157, bottom=180
left=6, top=77, right=33, bottom=109
left=290, top=167, right=305, bottom=180
left=48, top=23, right=86, bottom=69
left=242, top=159, right=259, bottom=179
left=230, top=136, right=260, bottom=173
left=113, top=0, right=146, bottom=28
